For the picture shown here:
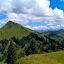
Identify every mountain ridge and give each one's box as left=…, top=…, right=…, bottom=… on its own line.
left=0, top=21, right=64, bottom=41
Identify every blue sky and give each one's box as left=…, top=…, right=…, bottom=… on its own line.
left=0, top=12, right=7, bottom=19
left=50, top=0, right=64, bottom=10
left=0, top=0, right=64, bottom=31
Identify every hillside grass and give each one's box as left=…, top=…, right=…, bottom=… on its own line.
left=0, top=62, right=4, bottom=64
left=0, top=21, right=35, bottom=40
left=16, top=51, right=64, bottom=64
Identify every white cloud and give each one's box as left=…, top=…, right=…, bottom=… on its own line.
left=25, top=25, right=64, bottom=31
left=53, top=8, right=64, bottom=18
left=0, top=0, right=14, bottom=12
left=25, top=25, right=48, bottom=30
left=7, top=13, right=29, bottom=24
left=24, top=25, right=32, bottom=29
left=0, top=0, right=64, bottom=30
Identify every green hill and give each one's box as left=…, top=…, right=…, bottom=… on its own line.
left=0, top=21, right=36, bottom=40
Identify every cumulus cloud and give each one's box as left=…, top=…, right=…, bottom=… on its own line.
left=7, top=13, right=29, bottom=24
left=0, top=0, right=64, bottom=30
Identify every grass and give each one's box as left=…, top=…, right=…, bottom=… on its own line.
left=16, top=51, right=64, bottom=64
left=0, top=61, right=5, bottom=64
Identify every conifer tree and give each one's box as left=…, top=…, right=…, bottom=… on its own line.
left=6, top=39, right=17, bottom=64
left=25, top=38, right=38, bottom=55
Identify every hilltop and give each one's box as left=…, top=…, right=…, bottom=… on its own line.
left=0, top=21, right=36, bottom=40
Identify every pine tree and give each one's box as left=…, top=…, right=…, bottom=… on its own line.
left=6, top=39, right=17, bottom=64
left=25, top=38, right=38, bottom=55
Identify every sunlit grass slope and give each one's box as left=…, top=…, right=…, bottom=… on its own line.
left=16, top=51, right=64, bottom=64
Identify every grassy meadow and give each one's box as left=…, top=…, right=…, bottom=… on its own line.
left=16, top=51, right=64, bottom=64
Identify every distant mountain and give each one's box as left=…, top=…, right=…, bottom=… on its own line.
left=49, top=29, right=64, bottom=41
left=36, top=29, right=61, bottom=33
left=0, top=21, right=36, bottom=40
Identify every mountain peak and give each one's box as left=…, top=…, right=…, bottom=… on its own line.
left=7, top=21, right=18, bottom=25
left=7, top=21, right=15, bottom=24
left=8, top=21, right=14, bottom=23
left=0, top=21, right=35, bottom=39
left=6, top=21, right=23, bottom=28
